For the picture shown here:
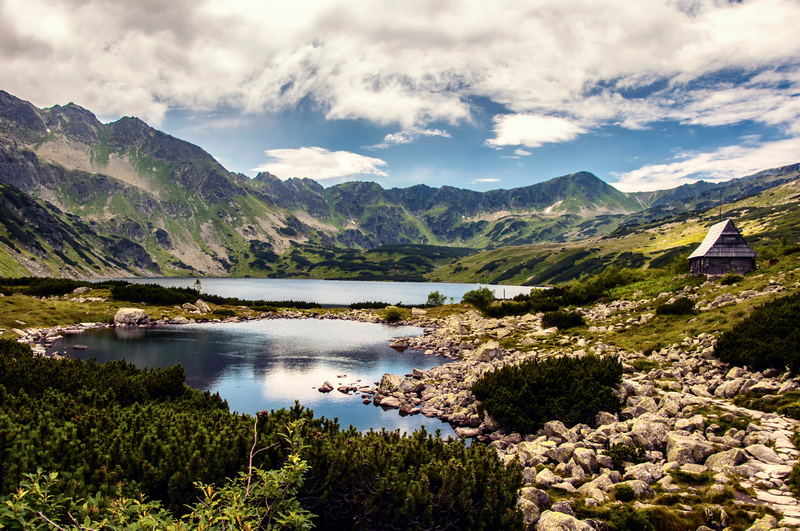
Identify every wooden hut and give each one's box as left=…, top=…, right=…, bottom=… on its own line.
left=688, top=219, right=757, bottom=275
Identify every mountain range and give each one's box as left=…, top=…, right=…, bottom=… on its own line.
left=0, top=89, right=798, bottom=280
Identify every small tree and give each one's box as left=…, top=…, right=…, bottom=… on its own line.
left=426, top=290, right=447, bottom=307
left=461, top=287, right=496, bottom=312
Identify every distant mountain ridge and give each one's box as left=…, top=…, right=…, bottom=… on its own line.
left=0, top=89, right=798, bottom=278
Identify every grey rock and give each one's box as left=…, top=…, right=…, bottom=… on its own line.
left=745, top=515, right=778, bottom=531
left=113, top=308, right=150, bottom=326
left=595, top=411, right=618, bottom=426
left=705, top=448, right=747, bottom=472
left=519, top=486, right=551, bottom=509
left=318, top=381, right=334, bottom=393
left=518, top=498, right=540, bottom=530
left=623, top=462, right=664, bottom=484
left=745, top=444, right=784, bottom=464
left=617, top=479, right=655, bottom=499
left=630, top=417, right=669, bottom=451
left=195, top=299, right=211, bottom=313
left=534, top=469, right=559, bottom=488
left=573, top=448, right=598, bottom=474
left=550, top=501, right=574, bottom=516
left=666, top=433, right=715, bottom=465
left=378, top=373, right=404, bottom=393
left=674, top=414, right=705, bottom=433
left=714, top=378, right=744, bottom=398
left=535, top=511, right=594, bottom=531
left=544, top=420, right=570, bottom=440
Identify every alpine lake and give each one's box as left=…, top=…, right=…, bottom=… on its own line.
left=50, top=279, right=532, bottom=438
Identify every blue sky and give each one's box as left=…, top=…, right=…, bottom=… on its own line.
left=2, top=0, right=799, bottom=192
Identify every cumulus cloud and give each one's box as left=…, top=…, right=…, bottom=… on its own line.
left=0, top=0, right=797, bottom=129
left=252, top=147, right=388, bottom=180
left=486, top=114, right=587, bottom=149
left=2, top=0, right=800, bottom=169
left=367, top=127, right=451, bottom=149
left=610, top=137, right=800, bottom=192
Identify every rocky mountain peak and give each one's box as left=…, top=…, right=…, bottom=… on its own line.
left=0, top=90, right=48, bottom=143
left=42, top=102, right=104, bottom=144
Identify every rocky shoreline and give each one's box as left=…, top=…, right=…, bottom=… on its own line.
left=9, top=271, right=800, bottom=530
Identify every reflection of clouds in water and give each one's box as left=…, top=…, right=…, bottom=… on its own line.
left=51, top=318, right=456, bottom=436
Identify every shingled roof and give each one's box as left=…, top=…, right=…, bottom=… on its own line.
left=688, top=219, right=758, bottom=259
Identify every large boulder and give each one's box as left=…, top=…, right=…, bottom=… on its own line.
left=378, top=373, right=404, bottom=393
left=623, top=462, right=664, bottom=484
left=471, top=341, right=502, bottom=362
left=745, top=444, right=784, bottom=464
left=534, top=468, right=559, bottom=489
left=572, top=448, right=598, bottom=475
left=666, top=434, right=715, bottom=465
left=674, top=414, right=705, bottom=433
left=714, top=378, right=744, bottom=398
left=114, top=308, right=150, bottom=326
left=630, top=416, right=670, bottom=451
left=535, top=511, right=594, bottom=531
left=518, top=499, right=540, bottom=530
left=195, top=299, right=211, bottom=313
left=705, top=449, right=747, bottom=472
left=519, top=487, right=551, bottom=509
left=745, top=515, right=778, bottom=531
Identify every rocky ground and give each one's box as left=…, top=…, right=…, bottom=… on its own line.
left=8, top=268, right=800, bottom=530
left=361, top=271, right=800, bottom=530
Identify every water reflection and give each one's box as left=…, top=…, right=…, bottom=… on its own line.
left=52, top=319, right=457, bottom=437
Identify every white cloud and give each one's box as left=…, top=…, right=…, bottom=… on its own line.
left=514, top=149, right=532, bottom=157
left=473, top=178, right=500, bottom=184
left=367, top=127, right=450, bottom=149
left=486, top=114, right=586, bottom=149
left=252, top=147, right=388, bottom=180
left=1, top=0, right=799, bottom=140
left=610, top=137, right=800, bottom=192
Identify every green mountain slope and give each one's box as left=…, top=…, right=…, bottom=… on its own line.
left=0, top=89, right=798, bottom=280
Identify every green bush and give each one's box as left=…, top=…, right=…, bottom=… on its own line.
left=715, top=292, right=800, bottom=372
left=425, top=290, right=447, bottom=307
left=348, top=301, right=389, bottom=309
left=541, top=310, right=585, bottom=329
left=719, top=273, right=744, bottom=285
left=488, top=266, right=646, bottom=318
left=604, top=443, right=646, bottom=470
left=472, top=355, right=622, bottom=433
left=382, top=305, right=404, bottom=322
left=461, top=286, right=496, bottom=312
left=655, top=296, right=695, bottom=315
left=212, top=308, right=236, bottom=317
left=614, top=484, right=636, bottom=502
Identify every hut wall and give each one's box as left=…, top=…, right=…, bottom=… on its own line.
left=690, top=257, right=754, bottom=275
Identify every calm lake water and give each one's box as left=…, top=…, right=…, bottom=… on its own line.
left=122, top=277, right=532, bottom=306
left=51, top=318, right=458, bottom=437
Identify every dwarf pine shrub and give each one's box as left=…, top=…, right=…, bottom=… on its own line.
left=715, top=292, right=800, bottom=372
left=541, top=310, right=585, bottom=329
left=472, top=354, right=622, bottom=433
left=655, top=296, right=695, bottom=315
